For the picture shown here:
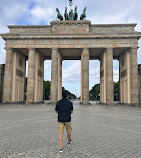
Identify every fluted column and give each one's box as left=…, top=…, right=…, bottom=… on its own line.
left=106, top=48, right=114, bottom=104
left=50, top=48, right=58, bottom=103
left=27, top=48, right=36, bottom=104
left=3, top=48, right=13, bottom=103
left=58, top=51, right=62, bottom=101
left=139, top=68, right=141, bottom=104
left=100, top=50, right=106, bottom=104
left=81, top=48, right=89, bottom=105
left=0, top=68, right=1, bottom=102
left=130, top=47, right=139, bottom=104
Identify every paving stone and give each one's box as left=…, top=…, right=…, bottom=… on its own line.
left=0, top=101, right=141, bottom=158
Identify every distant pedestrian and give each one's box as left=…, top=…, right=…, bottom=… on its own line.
left=55, top=90, right=73, bottom=153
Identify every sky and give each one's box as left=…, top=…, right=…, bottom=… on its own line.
left=0, top=0, right=141, bottom=97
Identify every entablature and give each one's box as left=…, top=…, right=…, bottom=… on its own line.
left=1, top=21, right=139, bottom=37
left=1, top=33, right=141, bottom=40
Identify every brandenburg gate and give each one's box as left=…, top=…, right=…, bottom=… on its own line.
left=0, top=2, right=141, bottom=105
left=0, top=20, right=141, bottom=105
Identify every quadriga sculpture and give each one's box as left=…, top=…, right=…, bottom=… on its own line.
left=64, top=7, right=69, bottom=20
left=73, top=6, right=78, bottom=20
left=80, top=7, right=87, bottom=20
left=56, top=8, right=63, bottom=21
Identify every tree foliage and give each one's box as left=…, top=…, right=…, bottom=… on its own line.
left=43, top=81, right=76, bottom=100
left=89, top=84, right=100, bottom=100
left=62, top=87, right=77, bottom=99
left=114, top=81, right=119, bottom=101
left=44, top=81, right=51, bottom=100
left=89, top=82, right=119, bottom=101
left=25, top=79, right=76, bottom=100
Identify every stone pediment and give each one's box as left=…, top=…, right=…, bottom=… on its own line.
left=51, top=20, right=91, bottom=34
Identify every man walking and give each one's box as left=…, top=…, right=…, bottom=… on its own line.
left=55, top=90, right=73, bottom=153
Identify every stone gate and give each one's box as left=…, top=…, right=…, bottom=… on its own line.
left=0, top=20, right=141, bottom=105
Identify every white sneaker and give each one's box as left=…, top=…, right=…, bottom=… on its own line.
left=67, top=139, right=72, bottom=146
left=59, top=148, right=64, bottom=153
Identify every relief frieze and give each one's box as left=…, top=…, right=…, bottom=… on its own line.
left=6, top=38, right=133, bottom=46
left=38, top=69, right=43, bottom=78
left=16, top=69, right=24, bottom=78
left=121, top=69, right=127, bottom=78
left=52, top=24, right=88, bottom=34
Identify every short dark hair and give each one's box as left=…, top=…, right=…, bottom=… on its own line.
left=62, top=90, right=67, bottom=98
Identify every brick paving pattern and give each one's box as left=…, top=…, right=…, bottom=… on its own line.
left=0, top=101, right=141, bottom=158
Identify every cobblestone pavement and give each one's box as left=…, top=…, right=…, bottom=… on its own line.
left=0, top=101, right=141, bottom=158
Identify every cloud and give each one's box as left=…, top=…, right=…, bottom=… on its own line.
left=0, top=39, right=6, bottom=64
left=62, top=61, right=81, bottom=83
left=44, top=60, right=51, bottom=81
left=28, top=5, right=54, bottom=24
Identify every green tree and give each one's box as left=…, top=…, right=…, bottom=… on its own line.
left=89, top=82, right=119, bottom=101
left=25, top=79, right=77, bottom=100
left=114, top=81, right=119, bottom=101
left=89, top=84, right=100, bottom=101
left=43, top=81, right=51, bottom=100
left=62, top=87, right=77, bottom=99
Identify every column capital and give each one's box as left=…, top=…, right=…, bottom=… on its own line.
left=105, top=47, right=113, bottom=51
left=5, top=47, right=13, bottom=51
left=129, top=46, right=139, bottom=51
left=51, top=48, right=59, bottom=51
left=28, top=48, right=36, bottom=51
left=81, top=48, right=89, bottom=52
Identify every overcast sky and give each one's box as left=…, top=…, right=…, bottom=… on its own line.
left=0, top=0, right=141, bottom=96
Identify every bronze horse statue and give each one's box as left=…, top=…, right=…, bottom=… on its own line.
left=80, top=7, right=87, bottom=20
left=56, top=8, right=63, bottom=21
left=64, top=7, right=69, bottom=20
left=73, top=6, right=78, bottom=20
left=69, top=9, right=74, bottom=20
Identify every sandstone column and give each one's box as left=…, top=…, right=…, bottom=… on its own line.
left=139, top=66, right=141, bottom=104
left=58, top=51, right=62, bottom=101
left=50, top=48, right=58, bottom=103
left=119, top=49, right=131, bottom=104
left=81, top=56, right=83, bottom=102
left=130, top=47, right=139, bottom=104
left=0, top=65, right=4, bottom=103
left=0, top=67, right=2, bottom=102
left=11, top=51, right=26, bottom=103
left=81, top=48, right=89, bottom=105
left=138, top=65, right=141, bottom=104
left=27, top=48, right=36, bottom=104
left=34, top=51, right=44, bottom=103
left=100, top=50, right=106, bottom=104
left=106, top=48, right=114, bottom=104
left=3, top=48, right=13, bottom=103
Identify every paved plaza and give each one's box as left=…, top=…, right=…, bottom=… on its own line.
left=0, top=101, right=141, bottom=158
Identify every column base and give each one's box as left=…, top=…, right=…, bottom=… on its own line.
left=3, top=101, right=26, bottom=104
left=80, top=101, right=91, bottom=105
left=2, top=101, right=12, bottom=104
left=98, top=102, right=107, bottom=105
left=119, top=103, right=140, bottom=106
left=49, top=101, right=57, bottom=105
left=26, top=101, right=45, bottom=104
